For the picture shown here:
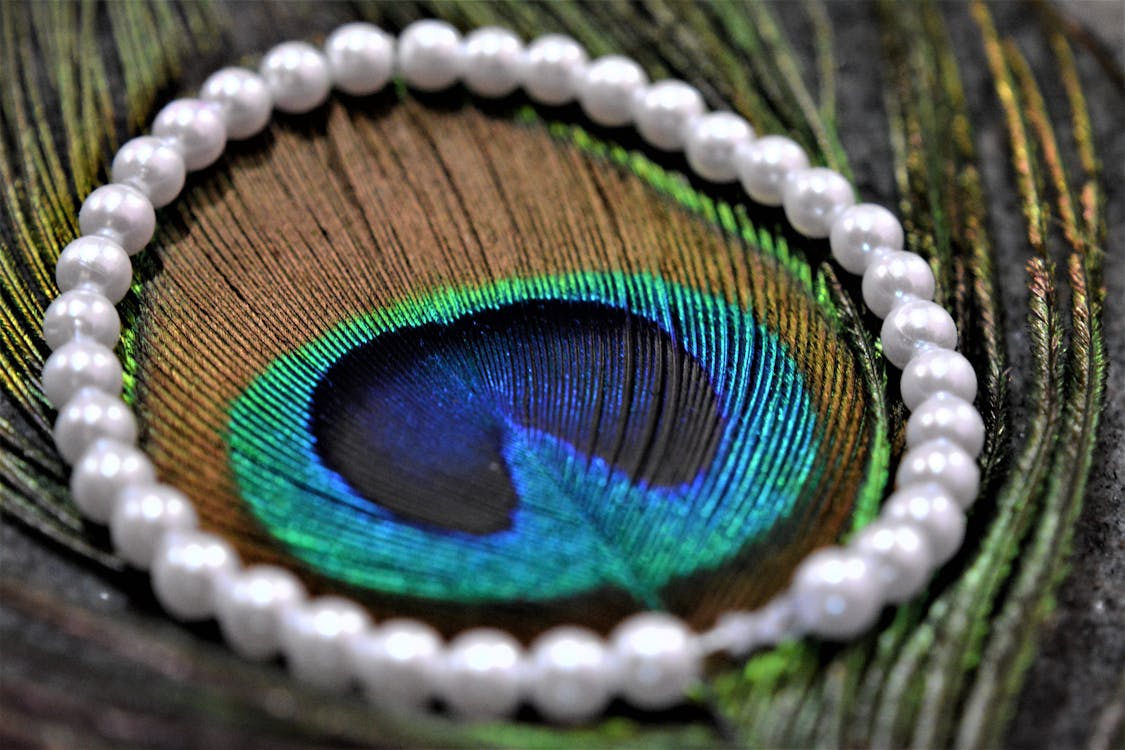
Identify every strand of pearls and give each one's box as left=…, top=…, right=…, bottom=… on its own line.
left=41, top=19, right=984, bottom=723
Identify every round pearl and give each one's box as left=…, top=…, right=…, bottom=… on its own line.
left=325, top=22, right=395, bottom=96
left=706, top=596, right=796, bottom=656
left=53, top=388, right=136, bottom=464
left=610, top=612, right=701, bottom=710
left=69, top=438, right=155, bottom=524
left=440, top=628, right=525, bottom=719
left=398, top=19, right=462, bottom=92
left=42, top=289, right=119, bottom=351
left=78, top=184, right=155, bottom=255
left=528, top=626, right=615, bottom=724
left=880, top=299, right=958, bottom=369
left=151, top=529, right=239, bottom=621
left=851, top=519, right=934, bottom=603
left=684, top=112, right=755, bottom=183
left=200, top=67, right=273, bottom=139
left=214, top=564, right=306, bottom=660
left=862, top=250, right=936, bottom=318
left=906, top=392, right=985, bottom=457
left=900, top=348, right=978, bottom=411
left=522, top=33, right=587, bottom=105
left=579, top=55, right=648, bottom=127
left=109, top=136, right=186, bottom=208
left=783, top=167, right=856, bottom=238
left=883, top=482, right=965, bottom=564
left=790, top=546, right=883, bottom=639
left=55, top=236, right=132, bottom=303
left=896, top=438, right=980, bottom=509
left=279, top=596, right=370, bottom=692
left=110, top=482, right=198, bottom=569
left=633, top=79, right=705, bottom=151
left=348, top=618, right=443, bottom=712
left=829, top=203, right=905, bottom=275
left=151, top=98, right=227, bottom=171
left=461, top=26, right=524, bottom=98
left=41, top=339, right=123, bottom=409
left=259, top=41, right=331, bottom=114
left=735, top=134, right=810, bottom=206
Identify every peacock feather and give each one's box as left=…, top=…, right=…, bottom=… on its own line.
left=1, top=1, right=1120, bottom=748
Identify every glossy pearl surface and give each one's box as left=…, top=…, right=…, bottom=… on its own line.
left=790, top=546, right=883, bottom=639
left=852, top=518, right=934, bottom=603
left=883, top=482, right=965, bottom=564
left=260, top=41, right=331, bottom=114
left=522, top=34, right=587, bottom=105
left=78, top=184, right=155, bottom=255
left=684, top=112, right=754, bottom=183
left=151, top=529, right=239, bottom=621
left=783, top=166, right=855, bottom=238
left=440, top=628, right=525, bottom=719
left=896, top=438, right=980, bottom=509
left=579, top=55, right=648, bottom=127
left=349, top=618, right=443, bottom=711
left=529, top=626, right=616, bottom=724
left=906, top=392, right=985, bottom=457
left=862, top=250, right=936, bottom=318
left=325, top=22, right=395, bottom=96
left=829, top=203, right=905, bottom=274
left=279, top=596, right=370, bottom=691
left=880, top=299, right=958, bottom=369
left=200, top=68, right=273, bottom=139
left=633, top=79, right=706, bottom=151
left=735, top=134, right=809, bottom=206
left=42, top=289, right=120, bottom=351
left=151, top=98, right=227, bottom=171
left=398, top=19, right=462, bottom=92
left=110, top=482, right=198, bottom=569
left=610, top=612, right=701, bottom=709
left=900, top=348, right=978, bottom=411
left=53, top=388, right=137, bottom=464
left=55, top=235, right=132, bottom=303
left=214, top=564, right=306, bottom=660
left=461, top=26, right=524, bottom=97
left=41, top=339, right=123, bottom=409
left=110, top=135, right=186, bottom=208
left=69, top=439, right=155, bottom=523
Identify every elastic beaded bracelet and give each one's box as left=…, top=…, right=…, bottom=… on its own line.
left=41, top=19, right=984, bottom=724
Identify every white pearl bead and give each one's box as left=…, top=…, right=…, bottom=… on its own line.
left=214, top=564, right=306, bottom=660
left=151, top=98, right=227, bottom=171
left=900, top=348, right=978, bottom=411
left=880, top=299, right=958, bottom=369
left=528, top=626, right=615, bottom=724
left=522, top=33, right=587, bottom=105
left=200, top=67, right=273, bottom=139
left=685, top=112, right=755, bottom=183
left=735, top=134, right=810, bottom=206
left=906, top=392, right=985, bottom=457
left=862, top=250, right=936, bottom=318
left=852, top=519, right=934, bottom=603
left=279, top=596, right=370, bottom=692
left=398, top=19, right=462, bottom=92
left=42, top=289, right=119, bottom=351
left=705, top=596, right=796, bottom=656
left=579, top=55, right=648, bottom=127
left=78, top=184, right=155, bottom=255
left=151, top=529, right=239, bottom=621
left=110, top=482, right=198, bottom=569
left=633, top=80, right=705, bottom=151
left=461, top=26, right=524, bottom=98
left=790, top=546, right=883, bottom=639
left=896, top=438, right=980, bottom=509
left=783, top=166, right=856, bottom=238
left=109, top=136, right=186, bottom=208
left=55, top=236, right=132, bottom=303
left=829, top=203, right=905, bottom=275
left=69, top=438, right=155, bottom=524
left=53, top=387, right=136, bottom=464
left=348, top=618, right=443, bottom=711
left=41, top=339, right=123, bottom=409
left=440, top=628, right=525, bottom=719
left=325, top=22, right=395, bottom=96
left=883, top=482, right=965, bottom=563
left=610, top=612, right=701, bottom=710
left=259, top=41, right=331, bottom=114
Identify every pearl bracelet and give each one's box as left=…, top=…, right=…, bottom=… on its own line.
left=41, top=19, right=984, bottom=723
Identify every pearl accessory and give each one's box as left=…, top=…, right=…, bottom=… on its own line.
left=44, top=20, right=987, bottom=723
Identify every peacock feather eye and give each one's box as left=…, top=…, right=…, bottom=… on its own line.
left=129, top=96, right=879, bottom=636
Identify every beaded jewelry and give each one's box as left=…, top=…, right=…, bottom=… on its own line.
left=42, top=19, right=984, bottom=723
